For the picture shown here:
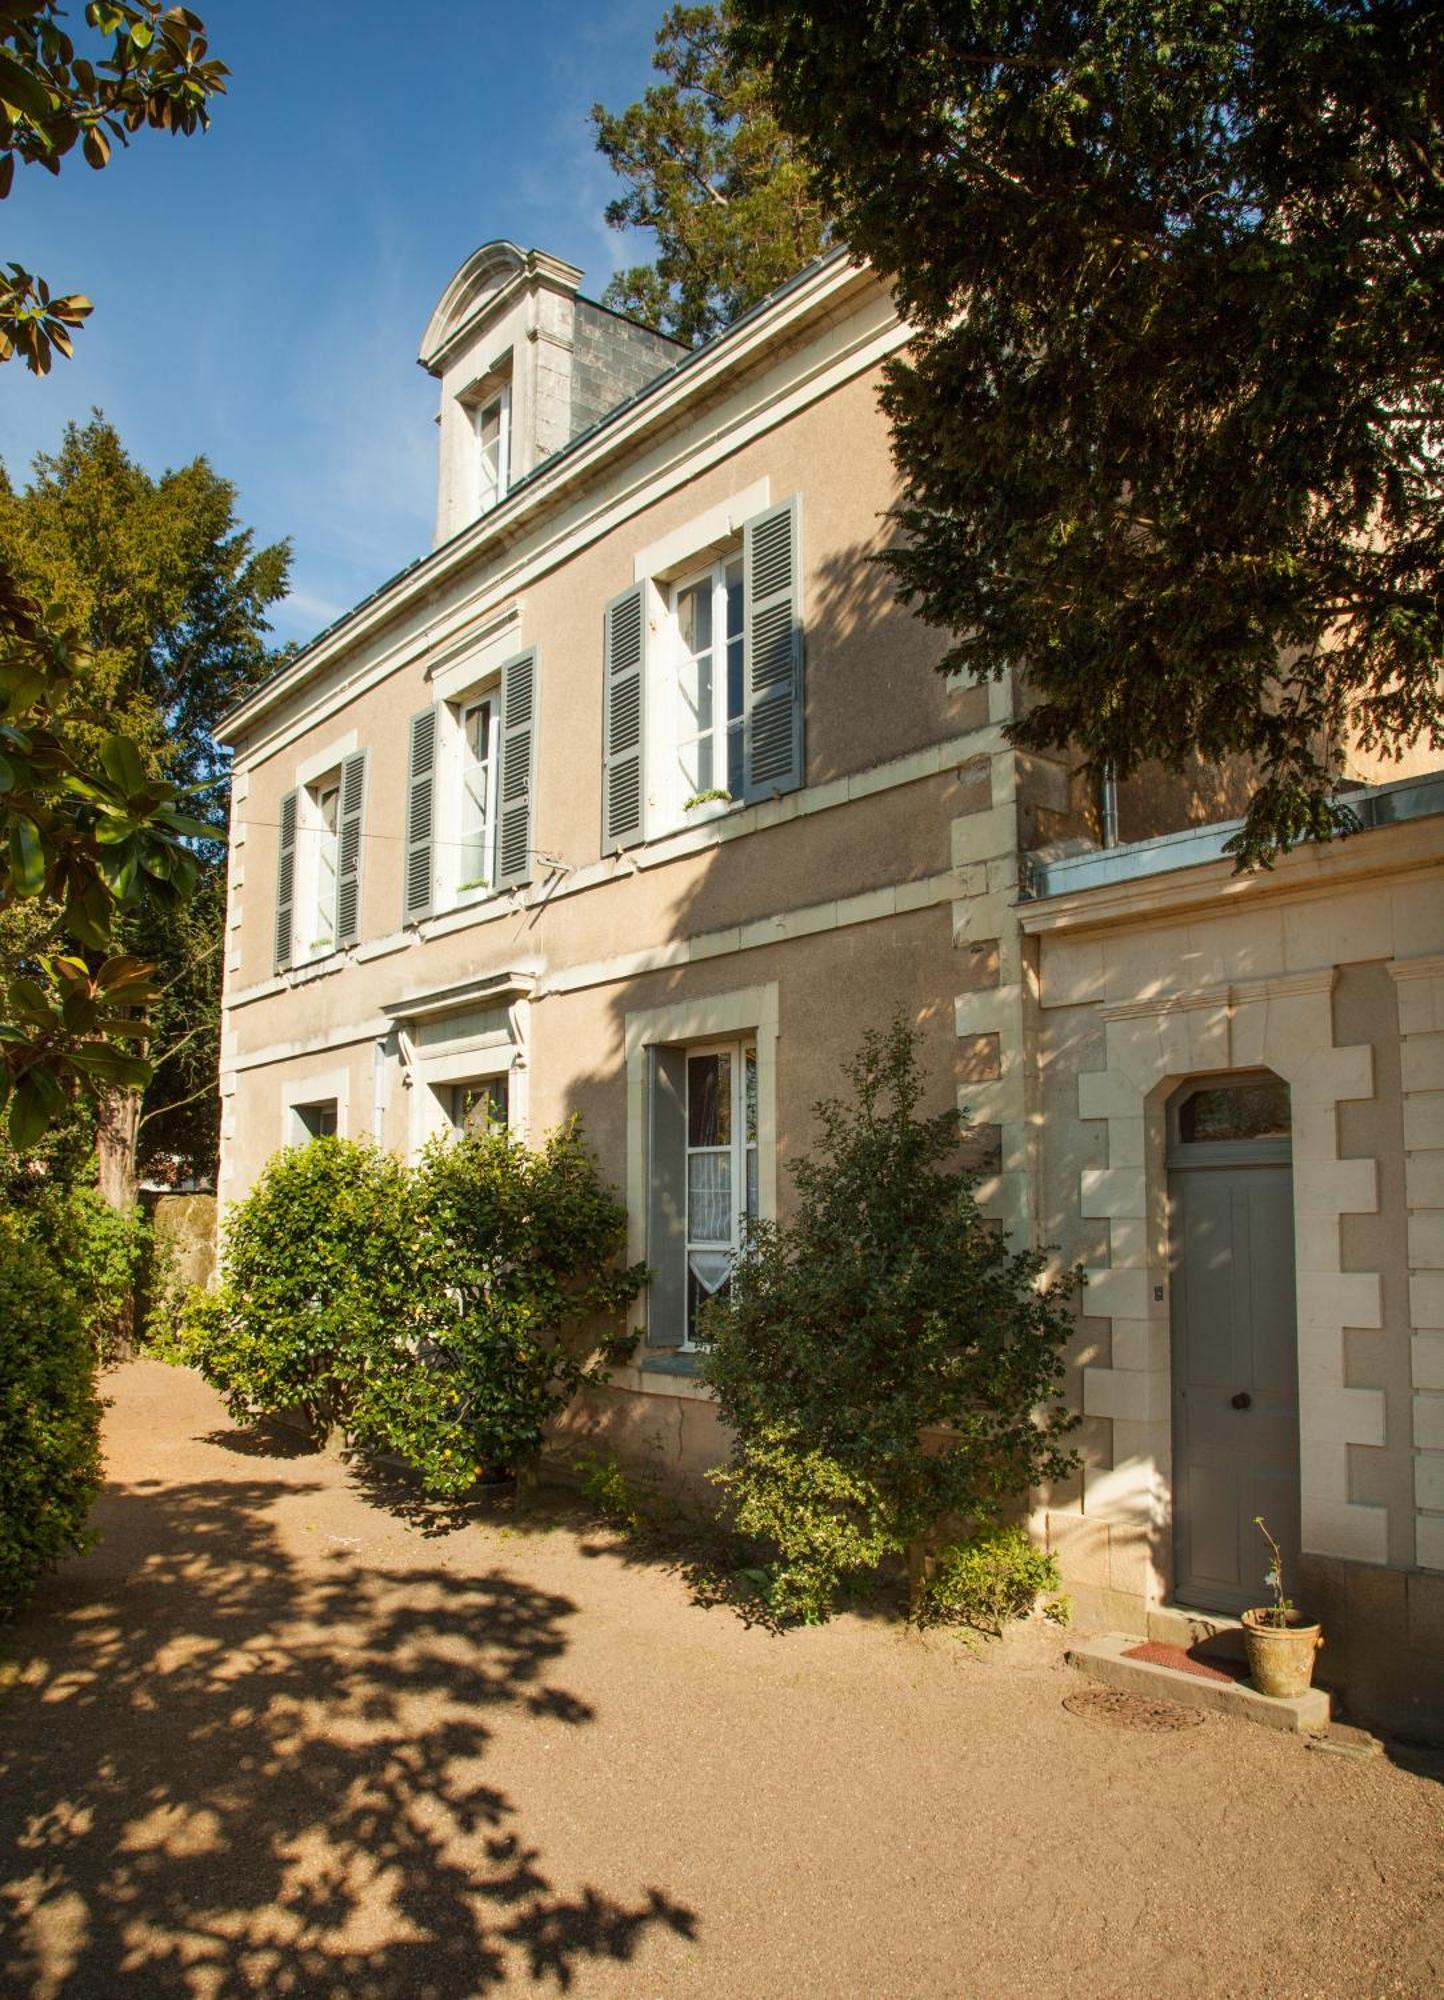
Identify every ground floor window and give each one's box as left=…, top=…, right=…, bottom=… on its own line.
left=682, top=1039, right=757, bottom=1346
left=451, top=1074, right=509, bottom=1136
left=293, top=1100, right=338, bottom=1141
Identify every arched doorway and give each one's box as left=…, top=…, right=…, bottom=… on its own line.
left=1167, top=1072, right=1300, bottom=1614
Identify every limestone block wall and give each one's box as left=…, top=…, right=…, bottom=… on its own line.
left=1019, top=832, right=1444, bottom=1635
left=1390, top=955, right=1444, bottom=1570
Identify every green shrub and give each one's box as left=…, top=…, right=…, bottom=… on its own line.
left=0, top=1209, right=105, bottom=1616
left=576, top=1452, right=647, bottom=1531
left=181, top=1138, right=431, bottom=1436
left=183, top=1123, right=645, bottom=1492
left=913, top=1527, right=1070, bottom=1637
left=702, top=1020, right=1081, bottom=1624
left=44, top=1185, right=148, bottom=1365
left=348, top=1123, right=645, bottom=1494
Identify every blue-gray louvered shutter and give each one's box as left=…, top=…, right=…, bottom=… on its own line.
left=274, top=788, right=297, bottom=972
left=602, top=584, right=646, bottom=852
left=404, top=707, right=436, bottom=924
left=334, top=751, right=366, bottom=948
left=495, top=648, right=537, bottom=889
left=646, top=1045, right=687, bottom=1348
left=742, top=496, right=803, bottom=803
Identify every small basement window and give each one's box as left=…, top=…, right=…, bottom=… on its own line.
left=293, top=1100, right=338, bottom=1142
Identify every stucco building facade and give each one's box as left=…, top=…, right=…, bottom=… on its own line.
left=217, top=241, right=1444, bottom=1732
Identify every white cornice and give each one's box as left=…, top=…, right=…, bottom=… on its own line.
left=1018, top=814, right=1443, bottom=938
left=221, top=251, right=887, bottom=751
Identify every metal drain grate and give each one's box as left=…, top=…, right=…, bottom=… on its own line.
left=1063, top=1685, right=1205, bottom=1732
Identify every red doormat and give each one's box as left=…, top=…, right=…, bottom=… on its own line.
left=1123, top=1640, right=1249, bottom=1684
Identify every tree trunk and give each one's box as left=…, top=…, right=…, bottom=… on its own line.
left=95, top=1086, right=142, bottom=1209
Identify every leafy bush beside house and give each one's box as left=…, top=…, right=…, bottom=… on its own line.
left=181, top=1138, right=437, bottom=1438
left=0, top=1208, right=106, bottom=1617
left=183, top=1124, right=645, bottom=1490
left=701, top=1020, right=1081, bottom=1624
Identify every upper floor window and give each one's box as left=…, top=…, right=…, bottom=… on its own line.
left=403, top=648, right=538, bottom=925
left=310, top=777, right=341, bottom=955
left=457, top=693, right=499, bottom=895
left=475, top=384, right=511, bottom=515
left=274, top=752, right=366, bottom=974
left=602, top=497, right=802, bottom=854
left=672, top=556, right=744, bottom=817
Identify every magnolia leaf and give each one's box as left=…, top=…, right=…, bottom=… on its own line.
left=0, top=46, right=55, bottom=121
left=7, top=813, right=46, bottom=896
left=9, top=1065, right=65, bottom=1150
left=98, top=732, right=148, bottom=798
left=68, top=1044, right=152, bottom=1088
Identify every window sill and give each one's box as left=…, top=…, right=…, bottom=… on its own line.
left=639, top=1348, right=705, bottom=1379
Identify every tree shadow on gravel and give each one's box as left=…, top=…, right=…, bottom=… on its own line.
left=0, top=1475, right=697, bottom=1998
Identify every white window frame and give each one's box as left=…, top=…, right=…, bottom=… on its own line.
left=621, top=984, right=779, bottom=1363
left=681, top=1036, right=758, bottom=1349
left=474, top=382, right=511, bottom=516
left=294, top=766, right=342, bottom=964
left=450, top=1073, right=511, bottom=1138
left=435, top=676, right=502, bottom=911
left=660, top=552, right=745, bottom=832
left=281, top=1067, right=351, bottom=1149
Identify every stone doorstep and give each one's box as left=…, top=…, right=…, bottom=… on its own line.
left=1067, top=1633, right=1332, bottom=1737
left=1145, top=1603, right=1246, bottom=1658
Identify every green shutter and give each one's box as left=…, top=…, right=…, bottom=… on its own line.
left=495, top=648, right=537, bottom=890
left=403, top=707, right=436, bottom=924
left=602, top=583, right=646, bottom=852
left=742, top=496, right=803, bottom=803
left=334, top=750, right=366, bottom=947
left=274, top=788, right=297, bottom=972
left=646, top=1045, right=687, bottom=1348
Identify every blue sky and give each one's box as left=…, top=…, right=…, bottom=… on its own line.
left=1, top=0, right=667, bottom=645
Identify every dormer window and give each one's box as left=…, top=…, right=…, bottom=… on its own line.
left=475, top=383, right=511, bottom=514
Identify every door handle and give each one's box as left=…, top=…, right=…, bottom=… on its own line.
left=1231, top=1391, right=1252, bottom=1410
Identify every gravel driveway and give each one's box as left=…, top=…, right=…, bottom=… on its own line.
left=1, top=1359, right=1440, bottom=1999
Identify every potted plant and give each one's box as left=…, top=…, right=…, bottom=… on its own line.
left=682, top=788, right=734, bottom=825
left=1241, top=1517, right=1323, bottom=1698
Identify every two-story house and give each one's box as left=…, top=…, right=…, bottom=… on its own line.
left=217, top=238, right=1444, bottom=1732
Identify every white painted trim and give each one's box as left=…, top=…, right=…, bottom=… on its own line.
left=1020, top=815, right=1444, bottom=940
left=294, top=731, right=357, bottom=788
left=631, top=479, right=770, bottom=583
left=427, top=609, right=521, bottom=703
left=280, top=1067, right=351, bottom=1148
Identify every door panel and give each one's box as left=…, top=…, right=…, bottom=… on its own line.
left=1170, top=1162, right=1299, bottom=1613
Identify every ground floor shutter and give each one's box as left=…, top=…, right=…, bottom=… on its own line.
left=647, top=1045, right=687, bottom=1348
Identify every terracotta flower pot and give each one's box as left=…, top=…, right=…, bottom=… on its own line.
left=1242, top=1607, right=1323, bottom=1697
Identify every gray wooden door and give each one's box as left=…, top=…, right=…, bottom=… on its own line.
left=1167, top=1077, right=1299, bottom=1614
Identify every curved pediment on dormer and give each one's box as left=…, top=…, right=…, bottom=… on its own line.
left=419, top=240, right=584, bottom=377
